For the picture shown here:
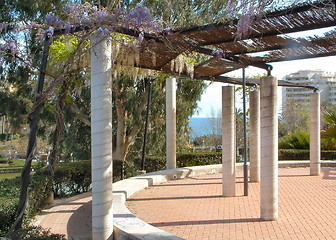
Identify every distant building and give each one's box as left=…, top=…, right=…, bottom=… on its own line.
left=282, top=70, right=336, bottom=105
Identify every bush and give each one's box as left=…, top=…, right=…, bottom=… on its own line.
left=0, top=178, right=20, bottom=236
left=0, top=158, right=12, bottom=164
left=279, top=130, right=310, bottom=150
left=0, top=174, right=52, bottom=236
left=132, top=153, right=222, bottom=173
left=177, top=152, right=222, bottom=167
left=279, top=149, right=336, bottom=160
left=51, top=161, right=91, bottom=198
left=6, top=226, right=66, bottom=240
left=132, top=156, right=166, bottom=173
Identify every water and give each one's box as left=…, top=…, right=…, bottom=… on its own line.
left=189, top=118, right=214, bottom=138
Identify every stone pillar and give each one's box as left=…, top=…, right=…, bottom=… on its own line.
left=310, top=92, right=321, bottom=176
left=222, top=86, right=236, bottom=197
left=250, top=89, right=260, bottom=182
left=91, top=35, right=113, bottom=239
left=166, top=77, right=176, bottom=169
left=260, top=76, right=278, bottom=221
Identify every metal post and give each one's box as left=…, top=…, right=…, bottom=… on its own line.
left=243, top=67, right=248, bottom=196
left=141, top=80, right=152, bottom=171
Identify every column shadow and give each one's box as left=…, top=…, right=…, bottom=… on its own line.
left=151, top=217, right=262, bottom=227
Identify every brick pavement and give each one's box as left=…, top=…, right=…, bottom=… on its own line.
left=35, top=192, right=92, bottom=239
left=126, top=167, right=336, bottom=240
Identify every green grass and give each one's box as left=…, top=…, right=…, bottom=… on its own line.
left=0, top=159, right=37, bottom=170
left=0, top=172, right=21, bottom=180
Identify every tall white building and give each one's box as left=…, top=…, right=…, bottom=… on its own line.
left=282, top=70, right=336, bottom=105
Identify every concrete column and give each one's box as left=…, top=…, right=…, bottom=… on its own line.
left=91, top=35, right=113, bottom=240
left=310, top=92, right=321, bottom=176
left=250, top=89, right=260, bottom=182
left=260, top=76, right=278, bottom=221
left=222, top=86, right=236, bottom=197
left=166, top=77, right=176, bottom=169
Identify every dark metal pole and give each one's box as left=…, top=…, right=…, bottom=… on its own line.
left=243, top=67, right=249, bottom=196
left=141, top=80, right=152, bottom=171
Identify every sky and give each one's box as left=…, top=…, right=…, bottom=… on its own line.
left=192, top=55, right=336, bottom=118
left=192, top=25, right=336, bottom=118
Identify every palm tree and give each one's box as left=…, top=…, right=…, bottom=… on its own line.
left=322, top=107, right=336, bottom=150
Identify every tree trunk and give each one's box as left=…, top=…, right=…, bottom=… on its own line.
left=48, top=78, right=70, bottom=176
left=9, top=34, right=51, bottom=232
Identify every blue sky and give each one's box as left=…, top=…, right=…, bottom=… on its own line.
left=192, top=55, right=336, bottom=118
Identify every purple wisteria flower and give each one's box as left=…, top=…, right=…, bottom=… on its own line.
left=46, top=27, right=54, bottom=38
left=139, top=32, right=144, bottom=44
left=126, top=4, right=151, bottom=29
left=211, top=49, right=224, bottom=60
left=65, top=22, right=71, bottom=34
left=165, top=27, right=172, bottom=35
left=10, top=42, right=16, bottom=52
left=64, top=4, right=72, bottom=13
left=45, top=12, right=61, bottom=27
left=0, top=22, right=8, bottom=33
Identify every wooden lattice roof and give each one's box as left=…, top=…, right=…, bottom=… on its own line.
left=132, top=0, right=336, bottom=89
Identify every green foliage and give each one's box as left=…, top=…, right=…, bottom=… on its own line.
left=48, top=36, right=79, bottom=74
left=279, top=100, right=309, bottom=137
left=0, top=174, right=52, bottom=236
left=129, top=77, right=207, bottom=159
left=50, top=161, right=91, bottom=198
left=278, top=149, right=310, bottom=160
left=321, top=105, right=336, bottom=150
left=177, top=152, right=222, bottom=167
left=0, top=159, right=37, bottom=173
left=0, top=172, right=21, bottom=180
left=132, top=152, right=222, bottom=173
left=278, top=129, right=310, bottom=150
left=279, top=149, right=336, bottom=160
left=6, top=226, right=66, bottom=240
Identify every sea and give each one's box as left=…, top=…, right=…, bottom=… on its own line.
left=189, top=118, right=214, bottom=139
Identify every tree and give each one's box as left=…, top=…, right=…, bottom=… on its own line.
left=279, top=99, right=310, bottom=137
left=2, top=0, right=309, bottom=232
left=206, top=108, right=222, bottom=148
left=321, top=104, right=336, bottom=150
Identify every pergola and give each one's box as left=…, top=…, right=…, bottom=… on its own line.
left=89, top=1, right=336, bottom=239
left=14, top=0, right=335, bottom=239
left=129, top=0, right=336, bottom=88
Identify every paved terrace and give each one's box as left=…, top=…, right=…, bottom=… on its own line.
left=35, top=163, right=336, bottom=240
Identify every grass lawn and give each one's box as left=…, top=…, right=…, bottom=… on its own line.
left=0, top=172, right=21, bottom=180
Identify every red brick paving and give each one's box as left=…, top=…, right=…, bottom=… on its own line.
left=37, top=167, right=336, bottom=239
left=126, top=167, right=336, bottom=240
left=36, top=192, right=92, bottom=239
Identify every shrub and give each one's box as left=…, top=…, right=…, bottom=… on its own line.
left=278, top=149, right=310, bottom=160
left=279, top=130, right=310, bottom=150
left=51, top=161, right=91, bottom=198
left=6, top=226, right=66, bottom=240
left=132, top=153, right=223, bottom=173
left=177, top=152, right=222, bottom=167
left=0, top=174, right=52, bottom=236
left=279, top=149, right=336, bottom=160
left=132, top=156, right=166, bottom=173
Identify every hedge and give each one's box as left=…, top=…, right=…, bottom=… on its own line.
left=279, top=149, right=336, bottom=160
left=0, top=174, right=52, bottom=236
left=51, top=161, right=91, bottom=198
